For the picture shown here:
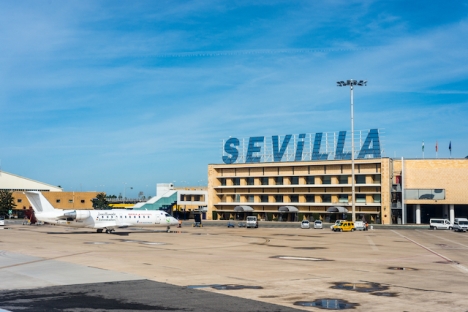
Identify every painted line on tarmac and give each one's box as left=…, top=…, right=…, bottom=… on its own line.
left=0, top=251, right=92, bottom=270
left=416, top=230, right=468, bottom=249
left=414, top=230, right=468, bottom=274
left=452, top=263, right=468, bottom=274
left=391, top=230, right=454, bottom=263
left=366, top=236, right=379, bottom=251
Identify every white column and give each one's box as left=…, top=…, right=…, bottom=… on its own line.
left=450, top=204, right=455, bottom=223
left=401, top=157, right=406, bottom=224
left=415, top=204, right=421, bottom=224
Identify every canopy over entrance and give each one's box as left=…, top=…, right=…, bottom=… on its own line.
left=234, top=205, right=254, bottom=212
left=278, top=206, right=299, bottom=212
left=326, top=206, right=349, bottom=213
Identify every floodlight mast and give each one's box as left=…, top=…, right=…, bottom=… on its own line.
left=336, top=79, right=367, bottom=222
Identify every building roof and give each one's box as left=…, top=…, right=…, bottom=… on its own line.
left=0, top=170, right=62, bottom=192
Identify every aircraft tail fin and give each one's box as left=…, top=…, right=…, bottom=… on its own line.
left=25, top=191, right=57, bottom=213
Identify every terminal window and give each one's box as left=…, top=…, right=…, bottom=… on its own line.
left=290, top=195, right=299, bottom=202
left=275, top=177, right=283, bottom=185
left=261, top=177, right=269, bottom=185
left=247, top=177, right=254, bottom=185
left=322, top=194, right=331, bottom=203
left=290, top=176, right=299, bottom=185
left=306, top=194, right=315, bottom=202
left=339, top=176, right=348, bottom=184
left=356, top=194, right=366, bottom=203
left=306, top=176, right=315, bottom=184
left=275, top=195, right=283, bottom=202
left=355, top=175, right=366, bottom=184
left=233, top=178, right=240, bottom=186
left=261, top=195, right=268, bottom=202
left=322, top=176, right=331, bottom=184
left=339, top=194, right=348, bottom=203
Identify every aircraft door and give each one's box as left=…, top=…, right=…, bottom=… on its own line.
left=154, top=213, right=161, bottom=224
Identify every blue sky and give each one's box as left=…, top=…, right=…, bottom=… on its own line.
left=1, top=0, right=468, bottom=197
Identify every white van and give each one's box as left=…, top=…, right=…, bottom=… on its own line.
left=429, top=218, right=452, bottom=230
left=453, top=218, right=468, bottom=232
left=246, top=216, right=258, bottom=228
left=354, top=221, right=368, bottom=231
left=0, top=216, right=4, bottom=226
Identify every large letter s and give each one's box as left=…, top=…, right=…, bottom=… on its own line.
left=222, top=138, right=240, bottom=164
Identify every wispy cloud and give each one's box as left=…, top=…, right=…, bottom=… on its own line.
left=1, top=0, right=468, bottom=194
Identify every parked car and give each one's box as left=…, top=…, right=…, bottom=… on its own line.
left=0, top=216, right=4, bottom=226
left=313, top=220, right=323, bottom=229
left=246, top=216, right=258, bottom=228
left=429, top=218, right=452, bottom=230
left=332, top=221, right=355, bottom=232
left=301, top=220, right=310, bottom=229
left=452, top=218, right=468, bottom=232
left=227, top=220, right=235, bottom=228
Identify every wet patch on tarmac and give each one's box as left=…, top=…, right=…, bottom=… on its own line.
left=84, top=242, right=113, bottom=245
left=259, top=295, right=279, bottom=298
left=271, top=255, right=330, bottom=261
left=191, top=233, right=217, bottom=235
left=294, top=247, right=327, bottom=250
left=370, top=292, right=398, bottom=297
left=187, top=284, right=263, bottom=290
left=331, top=282, right=398, bottom=297
left=294, top=298, right=359, bottom=309
left=388, top=267, right=418, bottom=271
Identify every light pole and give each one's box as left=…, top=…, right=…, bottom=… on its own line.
left=337, top=79, right=367, bottom=222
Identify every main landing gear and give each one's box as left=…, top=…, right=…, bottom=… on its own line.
left=97, top=229, right=114, bottom=234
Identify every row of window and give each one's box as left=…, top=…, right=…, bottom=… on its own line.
left=219, top=175, right=380, bottom=186
left=17, top=198, right=86, bottom=204
left=98, top=215, right=152, bottom=219
left=229, top=194, right=381, bottom=203
left=179, top=195, right=204, bottom=201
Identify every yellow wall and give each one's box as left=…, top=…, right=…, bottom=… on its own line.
left=394, top=159, right=468, bottom=205
left=13, top=191, right=100, bottom=211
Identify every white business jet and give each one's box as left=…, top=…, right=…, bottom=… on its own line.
left=25, top=191, right=179, bottom=233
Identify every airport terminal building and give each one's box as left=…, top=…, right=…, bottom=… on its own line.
left=207, top=129, right=468, bottom=224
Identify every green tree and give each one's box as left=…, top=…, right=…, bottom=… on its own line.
left=0, top=190, right=16, bottom=216
left=92, top=192, right=110, bottom=210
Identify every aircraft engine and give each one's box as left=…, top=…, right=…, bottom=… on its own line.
left=63, top=210, right=91, bottom=220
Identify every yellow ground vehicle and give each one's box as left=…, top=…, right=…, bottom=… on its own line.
left=332, top=221, right=355, bottom=232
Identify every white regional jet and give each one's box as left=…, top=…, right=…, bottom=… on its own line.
left=25, top=191, right=179, bottom=233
